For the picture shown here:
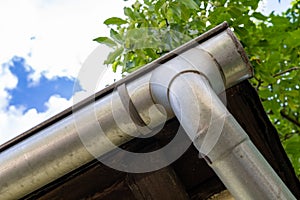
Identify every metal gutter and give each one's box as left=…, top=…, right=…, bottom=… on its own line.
left=0, top=22, right=229, bottom=153
left=0, top=22, right=295, bottom=200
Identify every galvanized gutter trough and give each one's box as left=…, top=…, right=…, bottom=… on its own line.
left=0, top=22, right=296, bottom=200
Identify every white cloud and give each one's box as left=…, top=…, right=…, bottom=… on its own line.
left=0, top=95, right=73, bottom=143
left=0, top=63, right=18, bottom=110
left=0, top=0, right=132, bottom=81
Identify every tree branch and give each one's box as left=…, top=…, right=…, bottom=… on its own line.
left=280, top=110, right=300, bottom=128
left=254, top=76, right=263, bottom=91
left=165, top=18, right=169, bottom=27
left=273, top=67, right=300, bottom=78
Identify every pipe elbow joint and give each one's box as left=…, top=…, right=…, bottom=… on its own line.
left=149, top=28, right=253, bottom=117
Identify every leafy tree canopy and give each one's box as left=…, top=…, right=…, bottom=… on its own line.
left=94, top=0, right=300, bottom=176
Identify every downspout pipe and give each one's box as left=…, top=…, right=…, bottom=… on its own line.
left=152, top=72, right=295, bottom=199
left=0, top=22, right=296, bottom=199
left=150, top=31, right=296, bottom=199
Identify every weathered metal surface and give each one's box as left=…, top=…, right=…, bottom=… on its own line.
left=22, top=81, right=300, bottom=200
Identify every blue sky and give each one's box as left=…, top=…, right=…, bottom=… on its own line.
left=0, top=0, right=293, bottom=144
left=6, top=56, right=80, bottom=113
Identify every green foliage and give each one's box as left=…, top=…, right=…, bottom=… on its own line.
left=104, top=17, right=127, bottom=26
left=95, top=0, right=300, bottom=176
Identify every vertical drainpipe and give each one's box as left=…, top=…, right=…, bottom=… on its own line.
left=150, top=30, right=296, bottom=200
left=163, top=73, right=295, bottom=199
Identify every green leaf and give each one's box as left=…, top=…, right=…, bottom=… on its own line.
left=241, top=0, right=260, bottom=10
left=169, top=2, right=182, bottom=19
left=104, top=47, right=124, bottom=65
left=287, top=90, right=299, bottom=98
left=144, top=0, right=152, bottom=6
left=112, top=61, right=120, bottom=72
left=270, top=15, right=289, bottom=28
left=234, top=26, right=248, bottom=37
left=93, top=37, right=117, bottom=48
left=154, top=0, right=165, bottom=12
left=284, top=135, right=300, bottom=157
left=286, top=28, right=300, bottom=48
left=258, top=88, right=271, bottom=98
left=104, top=17, right=127, bottom=26
left=110, top=29, right=123, bottom=44
left=180, top=0, right=199, bottom=10
left=228, top=7, right=243, bottom=18
left=179, top=3, right=190, bottom=21
left=252, top=12, right=267, bottom=20
left=124, top=7, right=135, bottom=20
